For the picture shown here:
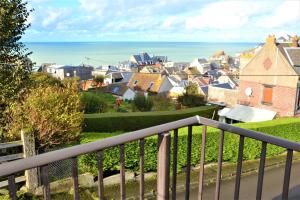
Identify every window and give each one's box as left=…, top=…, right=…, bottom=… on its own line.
left=148, top=82, right=154, bottom=90
left=296, top=88, right=300, bottom=110
left=262, top=85, right=273, bottom=105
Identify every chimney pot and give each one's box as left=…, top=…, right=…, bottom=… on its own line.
left=292, top=35, right=299, bottom=47
left=266, top=35, right=276, bottom=45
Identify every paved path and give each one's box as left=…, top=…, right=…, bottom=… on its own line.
left=177, top=162, right=300, bottom=200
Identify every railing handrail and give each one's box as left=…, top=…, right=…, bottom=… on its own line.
left=0, top=116, right=199, bottom=177
left=198, top=117, right=300, bottom=151
left=1, top=115, right=300, bottom=177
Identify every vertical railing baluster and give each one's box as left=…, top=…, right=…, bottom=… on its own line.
left=185, top=126, right=193, bottom=200
left=198, top=125, right=207, bottom=200
left=139, top=139, right=145, bottom=200
left=8, top=175, right=16, bottom=200
left=157, top=132, right=171, bottom=200
left=172, top=129, right=178, bottom=200
left=215, top=130, right=225, bottom=200
left=71, top=157, right=79, bottom=200
left=120, top=144, right=126, bottom=200
left=282, top=149, right=293, bottom=200
left=234, top=135, right=244, bottom=200
left=41, top=165, right=51, bottom=200
left=97, top=151, right=104, bottom=200
left=256, top=142, right=267, bottom=200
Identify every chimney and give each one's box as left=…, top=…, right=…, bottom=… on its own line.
left=266, top=34, right=276, bottom=45
left=292, top=35, right=299, bottom=47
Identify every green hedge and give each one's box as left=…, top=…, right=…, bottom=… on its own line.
left=79, top=118, right=300, bottom=175
left=83, top=106, right=218, bottom=132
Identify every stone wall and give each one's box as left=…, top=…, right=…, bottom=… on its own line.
left=208, top=86, right=238, bottom=107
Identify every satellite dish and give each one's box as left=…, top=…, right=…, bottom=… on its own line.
left=245, top=87, right=253, bottom=97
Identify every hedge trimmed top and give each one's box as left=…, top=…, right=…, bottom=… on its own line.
left=83, top=106, right=218, bottom=132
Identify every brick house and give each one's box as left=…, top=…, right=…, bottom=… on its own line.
left=238, top=35, right=300, bottom=117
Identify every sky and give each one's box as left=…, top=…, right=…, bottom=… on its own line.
left=24, top=0, right=300, bottom=42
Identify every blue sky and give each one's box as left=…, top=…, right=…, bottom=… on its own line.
left=24, top=0, right=300, bottom=42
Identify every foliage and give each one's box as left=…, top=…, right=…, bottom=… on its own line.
left=81, top=92, right=108, bottom=114
left=178, top=82, right=207, bottom=107
left=185, top=82, right=199, bottom=95
left=79, top=118, right=300, bottom=175
left=29, top=72, right=62, bottom=88
left=0, top=0, right=33, bottom=136
left=178, top=94, right=206, bottom=107
left=149, top=95, right=174, bottom=111
left=83, top=106, right=218, bottom=132
left=7, top=79, right=84, bottom=150
left=93, top=75, right=105, bottom=85
left=132, top=94, right=153, bottom=112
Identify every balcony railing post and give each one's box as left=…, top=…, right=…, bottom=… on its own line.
left=157, top=132, right=171, bottom=200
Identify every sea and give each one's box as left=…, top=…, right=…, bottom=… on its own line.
left=25, top=42, right=259, bottom=66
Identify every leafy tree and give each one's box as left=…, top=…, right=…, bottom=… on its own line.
left=132, top=94, right=153, bottom=112
left=178, top=82, right=207, bottom=107
left=81, top=92, right=108, bottom=114
left=93, top=75, right=105, bottom=86
left=29, top=72, right=62, bottom=88
left=0, top=0, right=33, bottom=139
left=7, top=79, right=84, bottom=150
left=185, top=82, right=199, bottom=95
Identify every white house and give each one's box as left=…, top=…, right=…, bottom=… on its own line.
left=158, top=76, right=185, bottom=98
left=105, top=83, right=136, bottom=101
left=122, top=88, right=136, bottom=100
left=189, top=58, right=211, bottom=74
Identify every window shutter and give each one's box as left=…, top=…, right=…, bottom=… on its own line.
left=263, top=87, right=273, bottom=103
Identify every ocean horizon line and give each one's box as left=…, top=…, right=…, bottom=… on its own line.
left=23, top=41, right=260, bottom=44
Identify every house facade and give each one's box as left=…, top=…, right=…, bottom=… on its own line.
left=189, top=58, right=211, bottom=74
left=238, top=35, right=300, bottom=117
left=45, top=65, right=93, bottom=80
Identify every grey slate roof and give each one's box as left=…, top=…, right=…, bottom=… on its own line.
left=120, top=72, right=133, bottom=83
left=286, top=48, right=300, bottom=66
left=211, top=83, right=234, bottom=90
left=197, top=58, right=208, bottom=64
left=277, top=43, right=300, bottom=74
left=200, top=86, right=209, bottom=95
left=105, top=83, right=129, bottom=96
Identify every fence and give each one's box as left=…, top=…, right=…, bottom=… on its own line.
left=0, top=131, right=38, bottom=192
left=0, top=116, right=300, bottom=200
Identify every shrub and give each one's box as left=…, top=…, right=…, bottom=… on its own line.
left=81, top=92, right=108, bottom=114
left=178, top=82, right=207, bottom=107
left=7, top=79, right=83, bottom=150
left=93, top=75, right=104, bottom=85
left=178, top=94, right=206, bottom=107
left=83, top=106, right=218, bottom=132
left=132, top=94, right=153, bottom=112
left=149, top=95, right=174, bottom=111
left=79, top=118, right=300, bottom=175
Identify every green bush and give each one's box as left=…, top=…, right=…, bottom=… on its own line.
left=83, top=106, right=218, bottom=132
left=178, top=94, right=207, bottom=107
left=149, top=95, right=174, bottom=111
left=81, top=92, right=108, bottom=114
left=132, top=94, right=153, bottom=112
left=79, top=118, right=300, bottom=175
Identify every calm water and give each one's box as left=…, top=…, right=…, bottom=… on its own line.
left=25, top=42, right=258, bottom=66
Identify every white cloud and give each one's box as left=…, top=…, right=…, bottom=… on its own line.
left=41, top=8, right=70, bottom=28
left=162, top=16, right=185, bottom=29
left=185, top=1, right=271, bottom=30
left=256, top=1, right=300, bottom=28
